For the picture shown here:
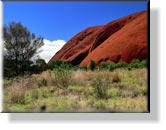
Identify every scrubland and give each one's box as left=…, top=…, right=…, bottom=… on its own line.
left=3, top=68, right=148, bottom=112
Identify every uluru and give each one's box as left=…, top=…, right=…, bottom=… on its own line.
left=49, top=10, right=147, bottom=66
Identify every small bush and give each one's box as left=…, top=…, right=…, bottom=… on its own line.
left=108, top=88, right=121, bottom=98
left=112, top=73, right=121, bottom=83
left=10, top=84, right=26, bottom=104
left=141, top=60, right=147, bottom=67
left=108, top=62, right=116, bottom=71
left=24, top=90, right=38, bottom=104
left=89, top=60, right=96, bottom=71
left=54, top=69, right=72, bottom=88
left=37, top=78, right=47, bottom=87
left=133, top=87, right=147, bottom=97
left=47, top=60, right=74, bottom=70
left=38, top=88, right=53, bottom=98
left=94, top=100, right=106, bottom=109
left=117, top=62, right=128, bottom=68
left=91, top=74, right=111, bottom=99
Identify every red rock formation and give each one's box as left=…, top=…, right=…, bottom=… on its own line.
left=49, top=10, right=147, bottom=66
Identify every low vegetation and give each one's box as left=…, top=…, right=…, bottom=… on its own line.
left=3, top=67, right=148, bottom=112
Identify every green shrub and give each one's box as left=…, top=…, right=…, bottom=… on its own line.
left=94, top=100, right=106, bottom=109
left=47, top=60, right=63, bottom=70
left=37, top=78, right=47, bottom=87
left=79, top=66, right=88, bottom=71
left=108, top=62, right=116, bottom=71
left=117, top=62, right=128, bottom=68
left=91, top=74, right=111, bottom=99
left=141, top=60, right=147, bottom=67
left=48, top=60, right=74, bottom=70
left=108, top=88, right=121, bottom=98
left=129, top=59, right=146, bottom=69
left=133, top=87, right=147, bottom=97
left=99, top=61, right=116, bottom=71
left=89, top=60, right=96, bottom=71
left=54, top=69, right=72, bottom=88
left=36, top=59, right=47, bottom=72
left=38, top=88, right=53, bottom=98
left=99, top=61, right=110, bottom=69
left=24, top=90, right=38, bottom=104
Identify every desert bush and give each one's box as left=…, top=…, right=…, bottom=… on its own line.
left=116, top=62, right=128, bottom=68
left=35, top=59, right=47, bottom=72
left=98, top=59, right=146, bottom=71
left=99, top=61, right=116, bottom=71
left=94, top=100, right=106, bottom=109
left=141, top=59, right=147, bottom=67
left=48, top=60, right=74, bottom=70
left=91, top=74, right=111, bottom=99
left=129, top=59, right=147, bottom=69
left=47, top=60, right=63, bottom=70
left=38, top=88, right=54, bottom=98
left=24, top=89, right=39, bottom=104
left=108, top=62, right=117, bottom=71
left=99, top=61, right=111, bottom=70
left=133, top=87, right=147, bottom=97
left=54, top=69, right=72, bottom=88
left=36, top=78, right=47, bottom=87
left=112, top=73, right=121, bottom=83
left=10, top=83, right=26, bottom=104
left=107, top=88, right=121, bottom=98
left=79, top=66, right=88, bottom=71
left=89, top=60, right=96, bottom=71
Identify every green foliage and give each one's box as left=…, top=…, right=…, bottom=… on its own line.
left=54, top=69, right=72, bottom=88
left=94, top=100, right=106, bottom=109
left=37, top=78, right=47, bottom=87
left=108, top=88, right=121, bottom=98
left=68, top=85, right=84, bottom=93
left=121, top=73, right=137, bottom=86
left=98, top=59, right=147, bottom=71
left=4, top=22, right=44, bottom=77
left=91, top=74, right=111, bottom=99
left=38, top=88, right=53, bottom=98
left=48, top=60, right=74, bottom=70
left=24, top=90, right=38, bottom=104
left=133, top=87, right=147, bottom=97
left=47, top=59, right=146, bottom=72
left=89, top=60, right=96, bottom=71
left=36, top=59, right=47, bottom=72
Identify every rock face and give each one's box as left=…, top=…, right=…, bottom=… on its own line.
left=49, top=10, right=147, bottom=66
